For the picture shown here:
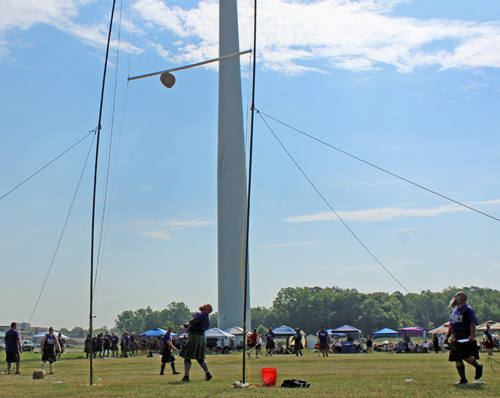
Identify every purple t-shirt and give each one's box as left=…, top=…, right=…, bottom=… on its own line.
left=450, top=304, right=478, bottom=334
left=188, top=312, right=210, bottom=332
left=44, top=333, right=57, bottom=347
left=162, top=332, right=172, bottom=345
left=318, top=330, right=329, bottom=343
left=265, top=331, right=275, bottom=343
left=5, top=329, right=20, bottom=352
left=123, top=335, right=130, bottom=345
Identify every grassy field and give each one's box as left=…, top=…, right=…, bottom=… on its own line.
left=1, top=349, right=499, bottom=397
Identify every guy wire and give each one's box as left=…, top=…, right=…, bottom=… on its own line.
left=257, top=110, right=500, bottom=223
left=257, top=111, right=442, bottom=323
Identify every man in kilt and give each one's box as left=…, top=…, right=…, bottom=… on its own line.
left=444, top=291, right=483, bottom=384
left=160, top=326, right=180, bottom=375
left=178, top=304, right=213, bottom=382
left=41, top=327, right=61, bottom=375
left=5, top=322, right=22, bottom=374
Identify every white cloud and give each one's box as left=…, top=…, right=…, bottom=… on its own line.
left=0, top=0, right=142, bottom=59
left=132, top=0, right=500, bottom=74
left=138, top=229, right=172, bottom=240
left=260, top=241, right=322, bottom=248
left=285, top=199, right=500, bottom=223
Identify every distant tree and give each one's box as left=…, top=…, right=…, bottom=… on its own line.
left=209, top=312, right=218, bottom=328
left=59, top=328, right=70, bottom=336
left=70, top=327, right=85, bottom=338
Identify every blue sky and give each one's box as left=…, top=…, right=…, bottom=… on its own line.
left=1, top=0, right=499, bottom=330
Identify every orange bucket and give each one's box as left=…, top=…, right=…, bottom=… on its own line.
left=262, top=368, right=277, bottom=387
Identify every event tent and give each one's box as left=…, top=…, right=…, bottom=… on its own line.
left=428, top=322, right=450, bottom=335
left=32, top=331, right=70, bottom=340
left=224, top=326, right=246, bottom=344
left=476, top=321, right=499, bottom=331
left=332, top=325, right=362, bottom=334
left=397, top=327, right=426, bottom=338
left=373, top=328, right=398, bottom=338
left=272, top=325, right=295, bottom=336
left=315, top=329, right=346, bottom=337
left=205, top=328, right=235, bottom=339
left=141, top=328, right=177, bottom=337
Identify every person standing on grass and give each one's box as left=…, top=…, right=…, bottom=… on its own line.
left=160, top=326, right=180, bottom=376
left=444, top=291, right=483, bottom=384
left=130, top=333, right=138, bottom=356
left=56, top=333, right=65, bottom=360
left=5, top=322, right=22, bottom=374
left=265, top=327, right=276, bottom=356
left=317, top=327, right=330, bottom=357
left=433, top=333, right=440, bottom=353
left=484, top=324, right=494, bottom=356
left=366, top=336, right=373, bottom=353
left=223, top=336, right=231, bottom=354
left=122, top=332, right=130, bottom=358
left=439, top=333, right=446, bottom=353
left=84, top=334, right=91, bottom=359
left=248, top=329, right=258, bottom=359
left=103, top=331, right=111, bottom=357
left=141, top=334, right=148, bottom=355
left=111, top=332, right=119, bottom=357
left=291, top=328, right=304, bottom=356
left=41, top=327, right=61, bottom=375
left=178, top=304, right=213, bottom=382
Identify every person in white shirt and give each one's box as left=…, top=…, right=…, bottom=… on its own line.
left=223, top=337, right=231, bottom=354
left=439, top=334, right=445, bottom=353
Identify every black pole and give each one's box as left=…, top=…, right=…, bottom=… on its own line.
left=242, top=0, right=258, bottom=384
left=90, top=0, right=117, bottom=386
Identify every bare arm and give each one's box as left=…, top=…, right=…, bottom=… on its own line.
left=469, top=323, right=477, bottom=342
left=17, top=338, right=22, bottom=353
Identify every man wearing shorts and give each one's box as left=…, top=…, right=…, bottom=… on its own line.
left=5, top=322, right=22, bottom=374
left=317, top=326, right=330, bottom=357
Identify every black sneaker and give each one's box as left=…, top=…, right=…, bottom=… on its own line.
left=182, top=376, right=190, bottom=382
left=475, top=364, right=483, bottom=380
left=455, top=379, right=467, bottom=385
left=205, top=373, right=213, bottom=381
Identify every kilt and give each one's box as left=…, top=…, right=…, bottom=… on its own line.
left=122, top=345, right=130, bottom=353
left=294, top=342, right=303, bottom=350
left=111, top=343, right=119, bottom=351
left=6, top=351, right=20, bottom=363
left=485, top=340, right=494, bottom=349
left=319, top=342, right=329, bottom=350
left=266, top=341, right=275, bottom=350
left=449, top=333, right=479, bottom=362
left=161, top=346, right=176, bottom=363
left=42, top=347, right=57, bottom=363
left=179, top=331, right=206, bottom=360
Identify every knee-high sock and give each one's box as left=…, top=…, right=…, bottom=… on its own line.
left=197, top=359, right=210, bottom=374
left=184, top=359, right=192, bottom=376
left=160, top=364, right=166, bottom=374
left=41, top=362, right=46, bottom=371
left=468, top=359, right=480, bottom=368
left=171, top=362, right=177, bottom=373
left=49, top=362, right=54, bottom=373
left=456, top=364, right=466, bottom=381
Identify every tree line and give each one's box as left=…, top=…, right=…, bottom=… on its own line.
left=61, top=286, right=500, bottom=337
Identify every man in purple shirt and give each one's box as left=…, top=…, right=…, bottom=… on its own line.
left=5, top=322, right=22, bottom=374
left=444, top=291, right=483, bottom=384
left=160, top=326, right=180, bottom=375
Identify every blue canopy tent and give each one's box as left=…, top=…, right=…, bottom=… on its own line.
left=141, top=328, right=177, bottom=337
left=373, top=328, right=398, bottom=338
left=272, top=325, right=295, bottom=336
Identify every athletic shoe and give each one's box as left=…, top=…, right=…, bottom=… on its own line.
left=173, top=371, right=181, bottom=375
left=256, top=356, right=259, bottom=359
left=475, top=364, right=483, bottom=380
left=15, top=372, right=21, bottom=374
left=455, top=379, right=467, bottom=385
left=205, top=373, right=213, bottom=381
left=182, top=376, right=190, bottom=382
left=49, top=372, right=54, bottom=375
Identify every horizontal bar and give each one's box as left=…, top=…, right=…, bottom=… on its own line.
left=128, top=49, right=252, bottom=81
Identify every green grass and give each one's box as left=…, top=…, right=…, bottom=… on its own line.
left=1, top=349, right=498, bottom=397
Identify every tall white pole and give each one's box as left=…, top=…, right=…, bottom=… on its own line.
left=218, top=0, right=250, bottom=330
